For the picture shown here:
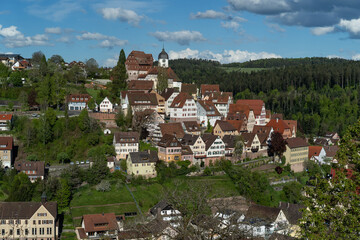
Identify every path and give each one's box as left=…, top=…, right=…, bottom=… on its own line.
left=125, top=183, right=144, bottom=220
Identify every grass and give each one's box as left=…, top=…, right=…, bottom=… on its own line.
left=139, top=140, right=158, bottom=152
left=71, top=204, right=137, bottom=220
left=86, top=88, right=101, bottom=100
left=60, top=231, right=77, bottom=239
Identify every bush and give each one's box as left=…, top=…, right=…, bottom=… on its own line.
left=57, top=152, right=70, bottom=164
left=95, top=180, right=111, bottom=192
left=203, top=167, right=212, bottom=176
left=27, top=154, right=38, bottom=161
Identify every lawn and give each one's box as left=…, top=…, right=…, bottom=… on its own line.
left=139, top=141, right=158, bottom=152
left=60, top=231, right=77, bottom=239
left=86, top=88, right=101, bottom=100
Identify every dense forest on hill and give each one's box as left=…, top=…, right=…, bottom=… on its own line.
left=170, top=58, right=360, bottom=136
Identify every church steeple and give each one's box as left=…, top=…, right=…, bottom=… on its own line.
left=158, top=46, right=169, bottom=68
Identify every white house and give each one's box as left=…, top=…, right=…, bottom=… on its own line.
left=161, top=88, right=179, bottom=117
left=197, top=100, right=222, bottom=127
left=99, top=97, right=113, bottom=113
left=67, top=94, right=91, bottom=111
left=201, top=134, right=225, bottom=166
left=113, top=132, right=139, bottom=160
left=308, top=146, right=327, bottom=164
left=169, top=92, right=197, bottom=122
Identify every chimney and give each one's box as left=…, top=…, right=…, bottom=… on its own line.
left=276, top=118, right=279, bottom=123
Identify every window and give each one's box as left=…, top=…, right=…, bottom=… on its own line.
left=25, top=229, right=28, bottom=235
left=46, top=228, right=52, bottom=235
left=39, top=228, right=44, bottom=235
left=33, top=220, right=36, bottom=225
left=16, top=229, right=20, bottom=235
left=1, top=229, right=4, bottom=235
left=9, top=229, right=12, bottom=235
left=32, top=228, right=37, bottom=235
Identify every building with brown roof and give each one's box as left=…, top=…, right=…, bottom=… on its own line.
left=169, top=92, right=197, bottom=122
left=161, top=88, right=180, bottom=117
left=228, top=103, right=256, bottom=132
left=0, top=136, right=13, bottom=168
left=278, top=202, right=304, bottom=238
left=236, top=99, right=266, bottom=125
left=78, top=213, right=122, bottom=239
left=0, top=113, right=13, bottom=131
left=127, top=151, right=158, bottom=178
left=158, top=134, right=182, bottom=162
left=208, top=92, right=233, bottom=117
left=113, top=132, right=139, bottom=160
left=181, top=134, right=206, bottom=164
left=197, top=100, right=222, bottom=128
left=159, top=122, right=185, bottom=139
left=213, top=120, right=239, bottom=138
left=181, top=83, right=197, bottom=99
left=200, top=84, right=220, bottom=99
left=67, top=94, right=91, bottom=111
left=0, top=200, right=58, bottom=239
left=125, top=50, right=153, bottom=81
left=308, top=146, right=326, bottom=164
left=284, top=138, right=308, bottom=172
left=266, top=118, right=292, bottom=139
left=127, top=80, right=154, bottom=92
left=323, top=145, right=339, bottom=163
left=125, top=92, right=158, bottom=113
left=227, top=119, right=247, bottom=133
left=182, top=121, right=201, bottom=135
left=14, top=160, right=45, bottom=182
left=202, top=134, right=225, bottom=166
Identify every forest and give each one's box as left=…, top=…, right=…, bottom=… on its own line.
left=170, top=57, right=360, bottom=136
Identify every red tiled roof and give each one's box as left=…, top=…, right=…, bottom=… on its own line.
left=308, top=146, right=323, bottom=159
left=128, top=80, right=154, bottom=91
left=160, top=122, right=185, bottom=138
left=227, top=120, right=246, bottom=132
left=286, top=137, right=308, bottom=149
left=208, top=92, right=232, bottom=103
left=266, top=119, right=290, bottom=135
left=253, top=125, right=272, bottom=135
left=0, top=114, right=13, bottom=121
left=201, top=84, right=220, bottom=95
left=214, top=120, right=237, bottom=132
left=236, top=99, right=264, bottom=116
left=284, top=120, right=297, bottom=133
left=82, top=213, right=118, bottom=233
left=125, top=51, right=153, bottom=71
left=67, top=94, right=91, bottom=103
left=114, top=132, right=139, bottom=143
left=170, top=92, right=193, bottom=108
left=229, top=104, right=250, bottom=119
left=181, top=83, right=197, bottom=95
left=183, top=121, right=200, bottom=132
left=128, top=92, right=158, bottom=106
left=14, top=160, right=45, bottom=177
left=0, top=136, right=13, bottom=150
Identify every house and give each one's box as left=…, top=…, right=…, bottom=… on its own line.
left=136, top=109, right=165, bottom=143
left=159, top=122, right=185, bottom=140
left=196, top=100, right=222, bottom=127
left=213, top=120, right=238, bottom=138
left=181, top=83, right=197, bottom=99
left=265, top=110, right=272, bottom=124
left=127, top=80, right=154, bottom=92
left=113, top=132, right=139, bottom=160
left=181, top=145, right=194, bottom=162
left=200, top=84, right=220, bottom=99
left=266, top=118, right=292, bottom=139
left=125, top=50, right=153, bottom=81
left=278, top=202, right=304, bottom=238
left=323, top=145, right=339, bottom=163
left=161, top=88, right=179, bottom=117
left=152, top=91, right=166, bottom=115
left=150, top=200, right=181, bottom=223
left=0, top=136, right=13, bottom=168
left=313, top=137, right=333, bottom=146
left=228, top=103, right=256, bottom=132
left=222, top=135, right=237, bottom=158
left=202, top=134, right=225, bottom=166
left=127, top=92, right=158, bottom=114
left=182, top=121, right=201, bottom=135
left=241, top=133, right=261, bottom=153
left=140, top=66, right=181, bottom=91
left=169, top=92, right=197, bottom=122
left=284, top=120, right=297, bottom=138
left=236, top=99, right=266, bottom=125
left=158, top=134, right=182, bottom=162
left=0, top=198, right=58, bottom=240
left=77, top=213, right=122, bottom=240
left=324, top=132, right=340, bottom=145
left=0, top=114, right=13, bottom=131
left=227, top=119, right=247, bottom=133
left=107, top=156, right=116, bottom=171
left=11, top=60, right=31, bottom=70
left=284, top=138, right=309, bottom=172
left=308, top=146, right=326, bottom=164
left=99, top=97, right=114, bottom=113
left=181, top=134, right=206, bottom=165
left=0, top=56, right=10, bottom=67
left=208, top=92, right=233, bottom=117
left=67, top=94, right=91, bottom=111
left=239, top=204, right=289, bottom=239
left=126, top=151, right=158, bottom=178
left=14, top=160, right=45, bottom=183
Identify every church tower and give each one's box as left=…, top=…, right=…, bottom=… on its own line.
left=158, top=47, right=169, bottom=68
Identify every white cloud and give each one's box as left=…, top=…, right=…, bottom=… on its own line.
left=190, top=10, right=228, bottom=20
left=228, top=0, right=290, bottom=15
left=327, top=55, right=342, bottom=59
left=339, top=18, right=360, bottom=35
left=56, top=36, right=71, bottom=43
left=103, top=55, right=119, bottom=67
left=352, top=54, right=360, bottom=60
left=45, top=27, right=62, bottom=34
left=169, top=48, right=281, bottom=64
left=150, top=30, right=206, bottom=45
left=232, top=16, right=247, bottom=22
left=311, top=26, right=335, bottom=36
left=27, top=0, right=83, bottom=21
left=76, top=31, right=127, bottom=49
left=99, top=7, right=142, bottom=26
left=0, top=25, right=21, bottom=38
left=221, top=21, right=240, bottom=31
left=267, top=23, right=285, bottom=33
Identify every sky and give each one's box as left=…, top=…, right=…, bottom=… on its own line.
left=1, top=0, right=360, bottom=67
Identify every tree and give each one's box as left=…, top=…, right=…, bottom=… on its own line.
left=48, top=54, right=64, bottom=65
left=95, top=180, right=111, bottom=192
left=57, top=152, right=70, bottom=164
left=116, top=110, right=125, bottom=127
left=110, top=49, right=127, bottom=98
left=234, top=136, right=243, bottom=158
left=282, top=181, right=302, bottom=203
left=78, top=109, right=90, bottom=132
left=87, top=98, right=96, bottom=111
left=5, top=172, right=34, bottom=201
left=268, top=132, right=287, bottom=161
left=8, top=71, right=23, bottom=87
left=157, top=67, right=168, bottom=93
left=31, top=51, right=45, bottom=68
left=300, top=119, right=360, bottom=239
left=85, top=58, right=99, bottom=78
left=55, top=179, right=71, bottom=209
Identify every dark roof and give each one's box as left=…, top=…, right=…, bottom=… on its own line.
left=222, top=135, right=237, bottom=148
left=170, top=92, right=193, bottom=108
left=128, top=151, right=158, bottom=164
left=227, top=120, right=246, bottom=132
left=214, top=120, right=237, bottom=132
left=181, top=83, right=197, bottom=95
left=158, top=48, right=169, bottom=60
left=14, top=160, right=45, bottom=177
left=271, top=113, right=283, bottom=120
left=160, top=88, right=177, bottom=101
left=150, top=200, right=173, bottom=215
left=197, top=100, right=221, bottom=116
left=182, top=145, right=193, bottom=155
left=253, top=125, right=272, bottom=135
left=0, top=136, right=13, bottom=150
left=128, top=92, right=158, bottom=106
left=159, top=122, right=185, bottom=139
left=202, top=134, right=219, bottom=151
left=269, top=233, right=296, bottom=240
left=181, top=134, right=200, bottom=146
left=0, top=201, right=57, bottom=219
left=114, top=132, right=139, bottom=143
left=257, top=133, right=269, bottom=146
left=278, top=202, right=304, bottom=225
left=183, top=121, right=200, bottom=132
left=82, top=213, right=118, bottom=233
left=158, top=134, right=182, bottom=148
left=244, top=204, right=281, bottom=224
left=241, top=133, right=256, bottom=147
left=286, top=137, right=308, bottom=149
left=128, top=80, right=154, bottom=91
left=323, top=145, right=339, bottom=158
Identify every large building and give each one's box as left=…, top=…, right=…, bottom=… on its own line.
left=125, top=50, right=153, bottom=81
left=67, top=94, right=91, bottom=111
left=127, top=151, right=158, bottom=178
left=169, top=92, right=197, bottom=122
left=113, top=132, right=139, bottom=160
left=0, top=114, right=13, bottom=131
left=284, top=138, right=309, bottom=172
left=0, top=199, right=58, bottom=239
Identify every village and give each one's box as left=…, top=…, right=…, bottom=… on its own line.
left=0, top=49, right=341, bottom=240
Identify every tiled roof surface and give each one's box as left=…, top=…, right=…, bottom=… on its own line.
left=214, top=120, right=237, bottom=132
left=83, top=213, right=118, bottom=233
left=14, top=160, right=45, bottom=177
left=0, top=114, right=13, bottom=121
left=236, top=99, right=264, bottom=116
left=128, top=80, right=154, bottom=91
left=0, top=201, right=57, bottom=219
left=170, top=92, right=193, bottom=108
left=159, top=122, right=185, bottom=139
left=201, top=84, right=220, bottom=95
left=266, top=119, right=290, bottom=135
left=181, top=83, right=197, bottom=95
left=0, top=136, right=13, bottom=150
left=308, top=146, right=323, bottom=159
left=114, top=132, right=139, bottom=143
left=286, top=137, right=308, bottom=149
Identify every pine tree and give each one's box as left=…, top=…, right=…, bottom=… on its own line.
left=111, top=49, right=128, bottom=98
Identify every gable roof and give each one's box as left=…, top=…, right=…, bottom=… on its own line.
left=201, top=84, right=220, bottom=95
left=266, top=119, right=291, bottom=135
left=271, top=113, right=283, bottom=120
left=170, top=92, right=193, bottom=108
left=227, top=120, right=246, bottom=132
left=128, top=80, right=154, bottom=91
left=241, top=133, right=256, bottom=147
left=161, top=88, right=178, bottom=101
left=127, top=92, right=158, bottom=106
left=67, top=94, right=91, bottom=103
left=208, top=92, right=232, bottom=104
left=323, top=145, right=339, bottom=158
left=197, top=100, right=222, bottom=116
left=308, top=146, right=323, bottom=159
left=159, top=122, right=185, bottom=139
left=229, top=103, right=250, bottom=119
left=286, top=137, right=308, bottom=149
left=125, top=50, right=153, bottom=71
left=150, top=200, right=173, bottom=215
left=244, top=204, right=281, bottom=224
left=0, top=114, right=13, bottom=121
left=129, top=151, right=158, bottom=164
left=82, top=213, right=118, bottom=233
left=14, top=160, right=45, bottom=177
left=183, top=121, right=200, bottom=132
left=214, top=120, right=237, bottom=132
left=181, top=83, right=197, bottom=95
left=114, top=132, right=139, bottom=143
left=0, top=136, right=13, bottom=150
left=0, top=201, right=57, bottom=219
left=181, top=134, right=201, bottom=146
left=202, top=134, right=220, bottom=150
left=158, top=134, right=182, bottom=148
left=222, top=135, right=237, bottom=149
left=278, top=202, right=304, bottom=225
left=253, top=125, right=272, bottom=136
left=284, top=120, right=297, bottom=133
left=236, top=99, right=265, bottom=116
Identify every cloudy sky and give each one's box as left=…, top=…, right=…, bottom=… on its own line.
left=1, top=0, right=360, bottom=66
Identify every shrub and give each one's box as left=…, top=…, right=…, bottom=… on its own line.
left=95, top=180, right=111, bottom=192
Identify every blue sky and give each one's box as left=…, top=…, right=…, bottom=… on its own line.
left=1, top=0, right=360, bottom=66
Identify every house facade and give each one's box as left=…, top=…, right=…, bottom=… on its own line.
left=181, top=134, right=206, bottom=165
left=67, top=94, right=91, bottom=111
left=158, top=134, right=182, bottom=162
left=161, top=88, right=179, bottom=117
left=0, top=136, right=13, bottom=168
left=99, top=97, right=113, bottom=113
left=236, top=99, right=266, bottom=126
left=202, top=134, right=225, bottom=166
left=125, top=50, right=153, bottom=81
left=196, top=100, right=222, bottom=127
left=169, top=92, right=197, bottom=122
left=127, top=151, right=158, bottom=178
left=0, top=200, right=58, bottom=240
left=14, top=160, right=45, bottom=183
left=308, top=146, right=326, bottom=164
left=284, top=138, right=309, bottom=172
left=78, top=213, right=122, bottom=240
left=113, top=132, right=139, bottom=160
left=0, top=114, right=13, bottom=131
left=213, top=120, right=239, bottom=138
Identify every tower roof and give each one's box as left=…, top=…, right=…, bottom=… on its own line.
left=158, top=48, right=169, bottom=60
